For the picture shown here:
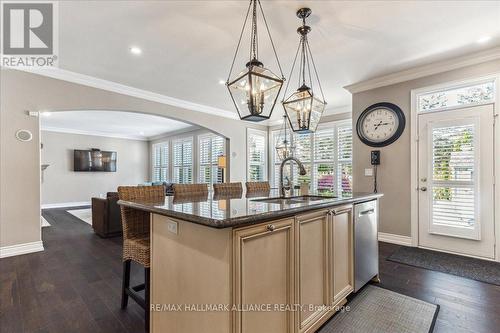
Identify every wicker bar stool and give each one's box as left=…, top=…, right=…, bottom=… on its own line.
left=118, top=185, right=165, bottom=331
left=213, top=182, right=242, bottom=196
left=172, top=183, right=209, bottom=196
left=245, top=181, right=271, bottom=193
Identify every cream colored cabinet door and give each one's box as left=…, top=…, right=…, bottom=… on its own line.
left=233, top=218, right=295, bottom=333
left=330, top=205, right=354, bottom=304
left=295, top=210, right=330, bottom=333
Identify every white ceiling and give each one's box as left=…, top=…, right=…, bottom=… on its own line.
left=40, top=111, right=195, bottom=140
left=57, top=1, right=500, bottom=122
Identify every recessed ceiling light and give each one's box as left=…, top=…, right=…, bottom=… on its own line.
left=139, top=131, right=145, bottom=135
left=477, top=36, right=491, bottom=44
left=129, top=46, right=142, bottom=55
left=219, top=79, right=226, bottom=85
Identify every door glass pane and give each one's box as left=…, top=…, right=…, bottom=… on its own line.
left=432, top=124, right=474, bottom=182
left=430, top=121, right=477, bottom=237
left=432, top=187, right=475, bottom=228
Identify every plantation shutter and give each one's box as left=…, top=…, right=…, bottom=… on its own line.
left=247, top=129, right=267, bottom=181
left=152, top=143, right=168, bottom=182
left=313, top=128, right=335, bottom=194
left=337, top=125, right=353, bottom=196
left=199, top=134, right=225, bottom=186
left=173, top=138, right=193, bottom=184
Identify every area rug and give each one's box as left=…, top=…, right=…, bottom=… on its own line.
left=319, top=285, right=439, bottom=333
left=66, top=208, right=92, bottom=225
left=387, top=246, right=500, bottom=286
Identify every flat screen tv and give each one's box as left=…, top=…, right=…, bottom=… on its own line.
left=74, top=149, right=117, bottom=172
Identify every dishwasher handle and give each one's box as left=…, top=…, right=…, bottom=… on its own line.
left=358, top=208, right=375, bottom=217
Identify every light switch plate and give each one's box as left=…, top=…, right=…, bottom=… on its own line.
left=364, top=168, right=373, bottom=176
left=167, top=221, right=178, bottom=235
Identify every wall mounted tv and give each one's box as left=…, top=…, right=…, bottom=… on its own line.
left=74, top=149, right=117, bottom=172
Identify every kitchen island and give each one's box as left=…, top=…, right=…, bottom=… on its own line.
left=118, top=190, right=382, bottom=333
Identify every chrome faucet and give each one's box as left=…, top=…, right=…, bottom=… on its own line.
left=279, top=156, right=307, bottom=197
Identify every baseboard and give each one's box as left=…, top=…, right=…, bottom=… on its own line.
left=41, top=201, right=91, bottom=209
left=378, top=232, right=413, bottom=246
left=0, top=241, right=44, bottom=258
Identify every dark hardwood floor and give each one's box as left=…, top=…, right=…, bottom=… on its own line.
left=1, top=208, right=499, bottom=333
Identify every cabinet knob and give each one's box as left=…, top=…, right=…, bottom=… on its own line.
left=266, top=224, right=276, bottom=232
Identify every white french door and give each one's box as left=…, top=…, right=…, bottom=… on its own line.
left=418, top=104, right=495, bottom=259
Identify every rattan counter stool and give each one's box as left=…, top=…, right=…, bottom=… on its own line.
left=213, top=182, right=242, bottom=196
left=245, top=181, right=271, bottom=193
left=117, top=185, right=165, bottom=331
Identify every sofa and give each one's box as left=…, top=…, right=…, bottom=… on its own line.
left=91, top=192, right=122, bottom=238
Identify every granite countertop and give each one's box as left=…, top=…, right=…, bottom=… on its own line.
left=118, top=189, right=383, bottom=229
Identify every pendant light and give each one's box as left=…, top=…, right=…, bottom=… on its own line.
left=282, top=8, right=326, bottom=133
left=226, top=0, right=285, bottom=122
left=275, top=114, right=296, bottom=160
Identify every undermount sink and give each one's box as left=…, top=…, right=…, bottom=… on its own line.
left=252, top=195, right=337, bottom=205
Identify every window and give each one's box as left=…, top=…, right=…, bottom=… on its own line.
left=247, top=129, right=267, bottom=181
left=172, top=137, right=193, bottom=184
left=270, top=121, right=353, bottom=197
left=417, top=80, right=494, bottom=112
left=199, top=134, right=225, bottom=187
left=152, top=143, right=169, bottom=182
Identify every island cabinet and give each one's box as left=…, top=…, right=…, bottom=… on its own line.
left=150, top=204, right=354, bottom=333
left=232, top=218, right=295, bottom=333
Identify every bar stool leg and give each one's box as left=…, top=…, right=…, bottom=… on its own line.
left=145, top=267, right=150, bottom=331
left=121, top=259, right=131, bottom=309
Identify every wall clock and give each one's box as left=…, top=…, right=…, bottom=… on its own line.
left=356, top=102, right=405, bottom=147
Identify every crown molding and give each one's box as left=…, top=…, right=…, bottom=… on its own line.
left=41, top=126, right=150, bottom=141
left=14, top=67, right=239, bottom=120
left=344, top=46, right=500, bottom=94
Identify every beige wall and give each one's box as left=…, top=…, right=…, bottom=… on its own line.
left=0, top=69, right=266, bottom=248
left=352, top=59, right=500, bottom=237
left=41, top=131, right=149, bottom=205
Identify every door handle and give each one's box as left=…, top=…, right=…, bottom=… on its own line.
left=420, top=187, right=427, bottom=192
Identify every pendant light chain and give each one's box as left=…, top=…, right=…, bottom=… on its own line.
left=250, top=0, right=258, bottom=61
left=281, top=40, right=301, bottom=101
left=306, top=40, right=326, bottom=102
left=257, top=0, right=285, bottom=79
left=226, top=0, right=252, bottom=83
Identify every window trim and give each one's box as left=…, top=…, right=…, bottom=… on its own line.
left=246, top=128, right=268, bottom=182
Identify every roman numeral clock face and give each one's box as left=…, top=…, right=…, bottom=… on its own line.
left=356, top=103, right=405, bottom=147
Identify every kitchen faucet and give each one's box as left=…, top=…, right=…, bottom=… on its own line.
left=279, top=156, right=307, bottom=197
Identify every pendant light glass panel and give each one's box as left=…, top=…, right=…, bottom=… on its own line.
left=228, top=63, right=283, bottom=121
left=283, top=88, right=325, bottom=133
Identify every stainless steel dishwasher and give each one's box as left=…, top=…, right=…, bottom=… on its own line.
left=354, top=200, right=379, bottom=292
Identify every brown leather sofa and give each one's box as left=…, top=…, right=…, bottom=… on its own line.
left=91, top=192, right=122, bottom=238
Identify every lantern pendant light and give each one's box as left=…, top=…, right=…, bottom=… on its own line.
left=226, top=0, right=285, bottom=122
left=282, top=8, right=326, bottom=133
left=275, top=114, right=296, bottom=161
